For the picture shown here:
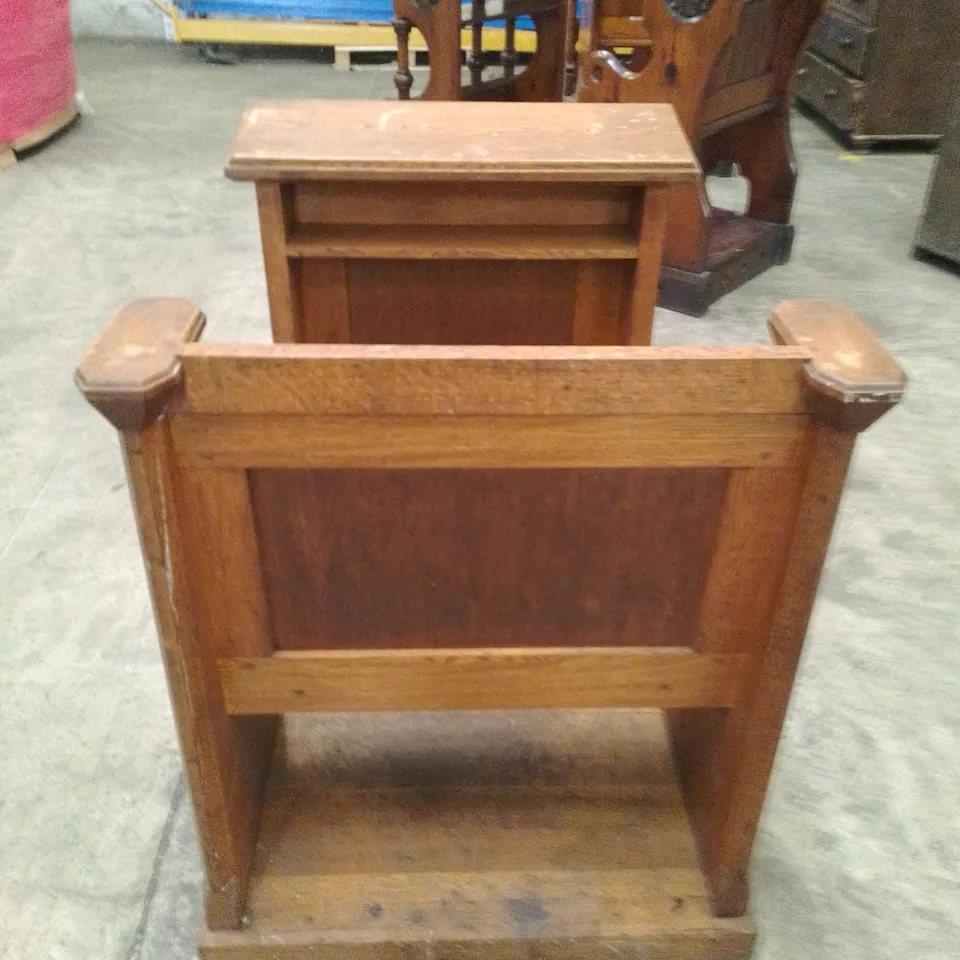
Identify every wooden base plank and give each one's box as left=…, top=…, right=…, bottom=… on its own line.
left=658, top=213, right=794, bottom=317
left=198, top=710, right=755, bottom=959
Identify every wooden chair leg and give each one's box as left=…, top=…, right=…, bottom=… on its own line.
left=563, top=0, right=578, bottom=96
left=392, top=18, right=414, bottom=100
left=515, top=7, right=566, bottom=101
left=469, top=2, right=486, bottom=88
left=501, top=17, right=518, bottom=80
left=661, top=181, right=711, bottom=273
left=393, top=0, right=462, bottom=100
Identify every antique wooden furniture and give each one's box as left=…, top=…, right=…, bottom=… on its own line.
left=76, top=296, right=903, bottom=958
left=227, top=99, right=700, bottom=348
left=914, top=65, right=960, bottom=268
left=578, top=0, right=827, bottom=316
left=391, top=0, right=571, bottom=101
left=796, top=0, right=960, bottom=148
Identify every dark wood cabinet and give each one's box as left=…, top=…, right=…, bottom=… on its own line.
left=915, top=66, right=960, bottom=268
left=797, top=0, right=960, bottom=146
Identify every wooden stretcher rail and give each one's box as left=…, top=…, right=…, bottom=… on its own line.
left=171, top=412, right=809, bottom=469
left=179, top=345, right=810, bottom=416
left=218, top=647, right=749, bottom=714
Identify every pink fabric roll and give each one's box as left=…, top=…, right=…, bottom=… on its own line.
left=0, top=0, right=77, bottom=144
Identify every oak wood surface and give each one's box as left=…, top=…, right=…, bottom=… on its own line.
left=226, top=101, right=700, bottom=183
left=76, top=298, right=904, bottom=941
left=197, top=710, right=756, bottom=959
left=220, top=648, right=748, bottom=713
left=250, top=467, right=726, bottom=651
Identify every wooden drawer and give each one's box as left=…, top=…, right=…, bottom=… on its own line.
left=833, top=0, right=879, bottom=24
left=810, top=8, right=875, bottom=78
left=795, top=50, right=864, bottom=132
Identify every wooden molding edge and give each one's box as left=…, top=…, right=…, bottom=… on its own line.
left=768, top=299, right=905, bottom=431
left=75, top=298, right=206, bottom=430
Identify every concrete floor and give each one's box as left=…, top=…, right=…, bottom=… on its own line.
left=1, top=38, right=959, bottom=960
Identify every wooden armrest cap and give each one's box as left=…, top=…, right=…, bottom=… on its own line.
left=768, top=300, right=905, bottom=431
left=75, top=298, right=206, bottom=431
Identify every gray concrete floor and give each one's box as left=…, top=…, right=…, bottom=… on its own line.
left=1, top=37, right=959, bottom=960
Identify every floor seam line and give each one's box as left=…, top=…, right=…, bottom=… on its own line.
left=125, top=774, right=186, bottom=960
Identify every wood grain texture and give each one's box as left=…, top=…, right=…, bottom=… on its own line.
left=250, top=467, right=725, bottom=650
left=171, top=413, right=808, bottom=469
left=671, top=424, right=855, bottom=917
left=629, top=184, right=669, bottom=344
left=768, top=298, right=905, bottom=430
left=285, top=223, right=639, bottom=260
left=225, top=101, right=700, bottom=183
left=178, top=344, right=810, bottom=416
left=121, top=425, right=275, bottom=929
left=292, top=180, right=633, bottom=227
left=75, top=298, right=206, bottom=430
left=255, top=183, right=302, bottom=343
left=339, top=260, right=576, bottom=345
left=197, top=710, right=755, bottom=959
left=577, top=0, right=826, bottom=312
left=221, top=648, right=748, bottom=713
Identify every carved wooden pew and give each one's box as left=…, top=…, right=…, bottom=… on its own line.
left=76, top=297, right=903, bottom=958
left=578, top=0, right=827, bottom=315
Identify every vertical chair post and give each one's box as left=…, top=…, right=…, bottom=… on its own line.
left=667, top=299, right=905, bottom=917
left=392, top=17, right=414, bottom=99
left=75, top=300, right=280, bottom=930
left=501, top=16, right=518, bottom=80
left=469, top=0, right=487, bottom=87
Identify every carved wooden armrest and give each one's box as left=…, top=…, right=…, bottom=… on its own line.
left=768, top=299, right=906, bottom=432
left=75, top=298, right=206, bottom=431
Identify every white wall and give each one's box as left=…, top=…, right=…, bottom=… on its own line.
left=71, top=0, right=167, bottom=38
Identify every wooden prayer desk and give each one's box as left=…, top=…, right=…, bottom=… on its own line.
left=76, top=297, right=904, bottom=959
left=226, top=100, right=700, bottom=347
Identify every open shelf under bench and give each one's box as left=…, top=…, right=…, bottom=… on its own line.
left=198, top=709, right=755, bottom=960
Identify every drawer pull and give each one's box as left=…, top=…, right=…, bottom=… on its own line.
left=825, top=88, right=839, bottom=98
left=838, top=36, right=855, bottom=49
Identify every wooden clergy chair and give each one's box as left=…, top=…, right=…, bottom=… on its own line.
left=76, top=297, right=903, bottom=959
left=392, top=0, right=572, bottom=101
left=577, top=0, right=827, bottom=315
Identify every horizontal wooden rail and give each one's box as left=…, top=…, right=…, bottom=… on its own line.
left=179, top=346, right=809, bottom=417
left=172, top=413, right=807, bottom=469
left=219, top=648, right=748, bottom=714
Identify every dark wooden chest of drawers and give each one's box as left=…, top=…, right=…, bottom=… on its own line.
left=796, top=0, right=960, bottom=146
left=915, top=68, right=960, bottom=268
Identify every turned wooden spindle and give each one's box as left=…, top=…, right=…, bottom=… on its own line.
left=501, top=17, right=518, bottom=80
left=469, top=0, right=486, bottom=87
left=392, top=18, right=414, bottom=100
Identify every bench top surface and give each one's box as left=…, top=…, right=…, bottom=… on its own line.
left=225, top=100, right=700, bottom=183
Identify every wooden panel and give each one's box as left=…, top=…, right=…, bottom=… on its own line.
left=293, top=181, right=634, bottom=227
left=248, top=467, right=726, bottom=651
left=177, top=469, right=275, bottom=659
left=225, top=101, right=700, bottom=183
left=172, top=413, right=809, bottom=469
left=122, top=425, right=277, bottom=929
left=221, top=648, right=747, bottom=713
left=178, top=345, right=811, bottom=417
left=571, top=259, right=633, bottom=344
left=285, top=224, right=638, bottom=260
left=198, top=711, right=756, bottom=958
left=709, top=0, right=778, bottom=91
left=343, top=260, right=576, bottom=345
left=295, top=258, right=349, bottom=342
left=702, top=74, right=776, bottom=131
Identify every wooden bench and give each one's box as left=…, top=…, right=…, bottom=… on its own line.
left=227, top=100, right=701, bottom=348
left=76, top=297, right=903, bottom=958
left=578, top=0, right=827, bottom=315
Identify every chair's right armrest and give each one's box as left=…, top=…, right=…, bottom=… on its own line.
left=75, top=298, right=206, bottom=431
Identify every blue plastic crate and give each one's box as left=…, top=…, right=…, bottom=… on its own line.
left=178, top=0, right=537, bottom=29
